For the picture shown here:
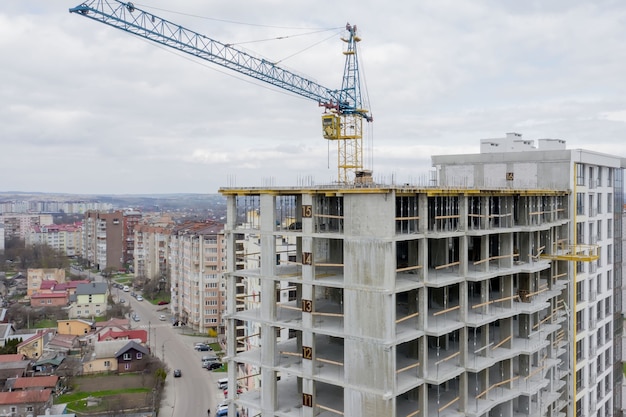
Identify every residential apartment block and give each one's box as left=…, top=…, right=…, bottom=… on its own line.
left=83, top=210, right=141, bottom=271
left=28, top=223, right=82, bottom=257
left=0, top=213, right=53, bottom=241
left=169, top=221, right=226, bottom=334
left=0, top=199, right=112, bottom=214
left=134, top=217, right=175, bottom=280
left=218, top=134, right=624, bottom=417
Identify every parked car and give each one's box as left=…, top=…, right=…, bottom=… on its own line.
left=173, top=369, right=182, bottom=377
left=123, top=285, right=130, bottom=292
left=159, top=314, right=166, bottom=321
left=195, top=343, right=211, bottom=351
left=202, top=359, right=220, bottom=368
left=157, top=301, right=169, bottom=305
left=136, top=295, right=143, bottom=301
left=206, top=362, right=222, bottom=370
left=216, top=404, right=239, bottom=417
left=216, top=407, right=239, bottom=417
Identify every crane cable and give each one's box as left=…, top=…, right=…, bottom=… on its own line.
left=133, top=3, right=343, bottom=66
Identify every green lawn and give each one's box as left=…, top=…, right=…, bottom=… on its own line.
left=56, top=387, right=151, bottom=412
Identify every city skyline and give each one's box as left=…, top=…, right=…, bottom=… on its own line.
left=2, top=1, right=626, bottom=194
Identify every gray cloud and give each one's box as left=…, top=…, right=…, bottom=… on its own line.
left=1, top=1, right=625, bottom=194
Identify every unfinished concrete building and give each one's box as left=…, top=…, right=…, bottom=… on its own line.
left=219, top=134, right=625, bottom=417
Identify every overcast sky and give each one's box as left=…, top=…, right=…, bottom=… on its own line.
left=2, top=1, right=626, bottom=195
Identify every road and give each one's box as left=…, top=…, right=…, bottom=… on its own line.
left=76, top=267, right=224, bottom=415
left=123, top=292, right=223, bottom=416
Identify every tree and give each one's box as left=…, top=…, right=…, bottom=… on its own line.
left=0, top=337, right=21, bottom=354
left=55, top=357, right=82, bottom=391
left=105, top=301, right=131, bottom=320
left=101, top=267, right=116, bottom=290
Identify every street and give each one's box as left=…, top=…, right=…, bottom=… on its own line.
left=123, top=293, right=223, bottom=416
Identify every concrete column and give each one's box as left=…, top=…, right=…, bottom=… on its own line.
left=481, top=196, right=489, bottom=229
left=459, top=195, right=468, bottom=231
left=300, top=193, right=314, bottom=417
left=481, top=235, right=489, bottom=273
left=342, top=192, right=394, bottom=416
left=459, top=364, right=468, bottom=413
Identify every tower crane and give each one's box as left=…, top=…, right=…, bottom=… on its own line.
left=69, top=1, right=373, bottom=184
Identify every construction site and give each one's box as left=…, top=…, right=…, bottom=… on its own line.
left=67, top=2, right=626, bottom=417
left=219, top=136, right=624, bottom=417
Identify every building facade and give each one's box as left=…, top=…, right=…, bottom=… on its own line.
left=169, top=221, right=226, bottom=334
left=218, top=135, right=625, bottom=417
left=70, top=282, right=109, bottom=319
left=0, top=213, right=53, bottom=241
left=26, top=268, right=66, bottom=297
left=134, top=219, right=174, bottom=281
left=82, top=211, right=124, bottom=271
left=28, top=223, right=82, bottom=257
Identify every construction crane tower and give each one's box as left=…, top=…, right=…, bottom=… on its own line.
left=69, top=1, right=373, bottom=184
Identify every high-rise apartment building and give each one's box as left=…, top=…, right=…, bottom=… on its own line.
left=83, top=210, right=124, bottom=271
left=83, top=210, right=142, bottom=271
left=0, top=213, right=53, bottom=240
left=169, top=221, right=226, bottom=334
left=134, top=217, right=174, bottom=280
left=123, top=210, right=142, bottom=267
left=219, top=134, right=624, bottom=417
left=28, top=223, right=83, bottom=257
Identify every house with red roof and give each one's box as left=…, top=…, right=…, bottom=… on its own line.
left=98, top=329, right=147, bottom=344
left=54, top=280, right=90, bottom=296
left=30, top=292, right=68, bottom=307
left=0, top=388, right=52, bottom=415
left=7, top=375, right=60, bottom=394
left=37, top=280, right=58, bottom=293
left=0, top=354, right=25, bottom=363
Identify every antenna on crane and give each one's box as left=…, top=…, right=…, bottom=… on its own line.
left=69, top=1, right=373, bottom=185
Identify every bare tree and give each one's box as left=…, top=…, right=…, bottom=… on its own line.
left=56, top=357, right=82, bottom=391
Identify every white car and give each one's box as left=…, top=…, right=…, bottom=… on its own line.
left=136, top=295, right=143, bottom=301
left=159, top=314, right=166, bottom=321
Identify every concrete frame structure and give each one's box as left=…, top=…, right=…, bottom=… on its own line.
left=219, top=134, right=625, bottom=417
left=433, top=134, right=625, bottom=417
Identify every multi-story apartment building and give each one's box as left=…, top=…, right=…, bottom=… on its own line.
left=28, top=223, right=82, bottom=257
left=83, top=211, right=124, bottom=271
left=83, top=210, right=142, bottom=271
left=0, top=199, right=112, bottom=214
left=0, top=223, right=5, bottom=253
left=134, top=217, right=174, bottom=280
left=0, top=213, right=53, bottom=241
left=218, top=134, right=624, bottom=417
left=123, top=210, right=142, bottom=267
left=169, top=221, right=226, bottom=334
